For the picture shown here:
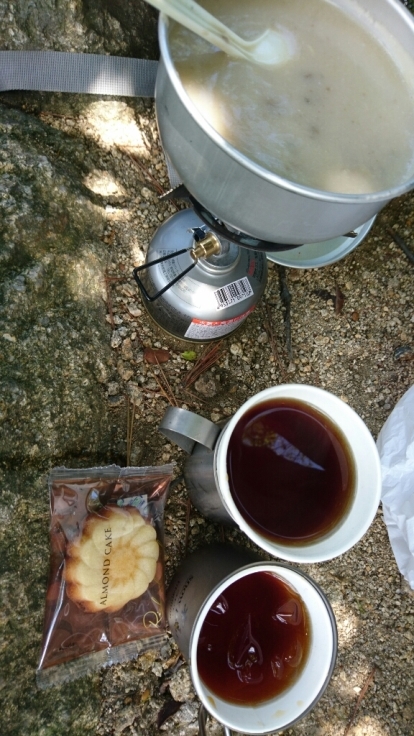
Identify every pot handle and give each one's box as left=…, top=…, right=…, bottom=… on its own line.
left=159, top=407, right=221, bottom=454
left=198, top=704, right=234, bottom=736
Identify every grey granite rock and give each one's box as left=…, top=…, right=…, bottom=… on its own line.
left=0, top=99, right=115, bottom=736
left=0, top=104, right=113, bottom=470
left=0, top=0, right=159, bottom=58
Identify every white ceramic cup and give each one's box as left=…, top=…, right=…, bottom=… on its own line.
left=215, top=384, right=382, bottom=563
left=190, top=561, right=337, bottom=735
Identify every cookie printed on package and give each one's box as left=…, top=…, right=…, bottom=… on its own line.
left=37, top=464, right=173, bottom=688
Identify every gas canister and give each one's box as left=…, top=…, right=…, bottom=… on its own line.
left=133, top=208, right=267, bottom=342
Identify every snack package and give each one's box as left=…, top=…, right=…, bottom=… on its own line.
left=37, top=464, right=173, bottom=688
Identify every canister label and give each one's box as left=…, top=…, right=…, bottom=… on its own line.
left=184, top=306, right=255, bottom=340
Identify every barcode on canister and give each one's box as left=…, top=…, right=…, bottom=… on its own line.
left=213, top=277, right=253, bottom=310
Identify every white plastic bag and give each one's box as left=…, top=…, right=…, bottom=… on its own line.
left=376, top=385, right=414, bottom=589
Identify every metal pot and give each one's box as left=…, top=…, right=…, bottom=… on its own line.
left=155, top=0, right=414, bottom=246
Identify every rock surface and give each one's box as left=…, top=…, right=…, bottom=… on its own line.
left=1, top=3, right=414, bottom=736
left=1, top=0, right=159, bottom=58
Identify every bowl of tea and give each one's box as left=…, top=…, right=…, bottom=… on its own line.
left=190, top=562, right=337, bottom=733
left=215, top=384, right=382, bottom=563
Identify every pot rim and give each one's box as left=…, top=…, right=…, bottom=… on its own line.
left=158, top=5, right=414, bottom=205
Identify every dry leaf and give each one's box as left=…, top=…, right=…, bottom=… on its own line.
left=343, top=665, right=376, bottom=736
left=157, top=699, right=182, bottom=728
left=335, top=284, right=345, bottom=314
left=144, top=347, right=171, bottom=364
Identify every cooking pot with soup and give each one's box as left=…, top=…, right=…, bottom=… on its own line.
left=155, top=0, right=414, bottom=245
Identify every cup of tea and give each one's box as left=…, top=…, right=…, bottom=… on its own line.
left=167, top=543, right=337, bottom=735
left=160, top=384, right=382, bottom=562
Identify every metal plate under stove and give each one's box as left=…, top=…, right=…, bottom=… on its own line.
left=266, top=216, right=377, bottom=269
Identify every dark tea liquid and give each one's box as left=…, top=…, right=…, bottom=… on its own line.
left=227, top=398, right=355, bottom=545
left=197, top=571, right=310, bottom=705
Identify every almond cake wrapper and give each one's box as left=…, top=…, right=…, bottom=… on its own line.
left=37, top=464, right=173, bottom=687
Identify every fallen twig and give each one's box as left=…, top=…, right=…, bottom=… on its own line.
left=39, top=111, right=76, bottom=121
left=387, top=227, right=414, bottom=265
left=335, top=283, right=345, bottom=314
left=343, top=665, right=377, bottom=736
left=104, top=275, right=130, bottom=282
left=264, top=302, right=287, bottom=375
left=152, top=373, right=178, bottom=407
left=182, top=387, right=208, bottom=404
left=126, top=397, right=136, bottom=466
left=182, top=341, right=224, bottom=388
left=277, top=266, right=293, bottom=362
left=152, top=356, right=178, bottom=406
left=104, top=271, right=115, bottom=329
left=118, top=146, right=166, bottom=196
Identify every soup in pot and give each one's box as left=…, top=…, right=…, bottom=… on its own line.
left=168, top=0, right=414, bottom=194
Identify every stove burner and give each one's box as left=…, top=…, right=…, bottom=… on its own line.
left=160, top=186, right=302, bottom=253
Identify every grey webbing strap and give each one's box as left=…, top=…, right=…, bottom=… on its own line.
left=0, top=51, right=158, bottom=97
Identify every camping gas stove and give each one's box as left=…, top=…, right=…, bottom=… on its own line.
left=132, top=187, right=305, bottom=342
left=132, top=187, right=371, bottom=342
